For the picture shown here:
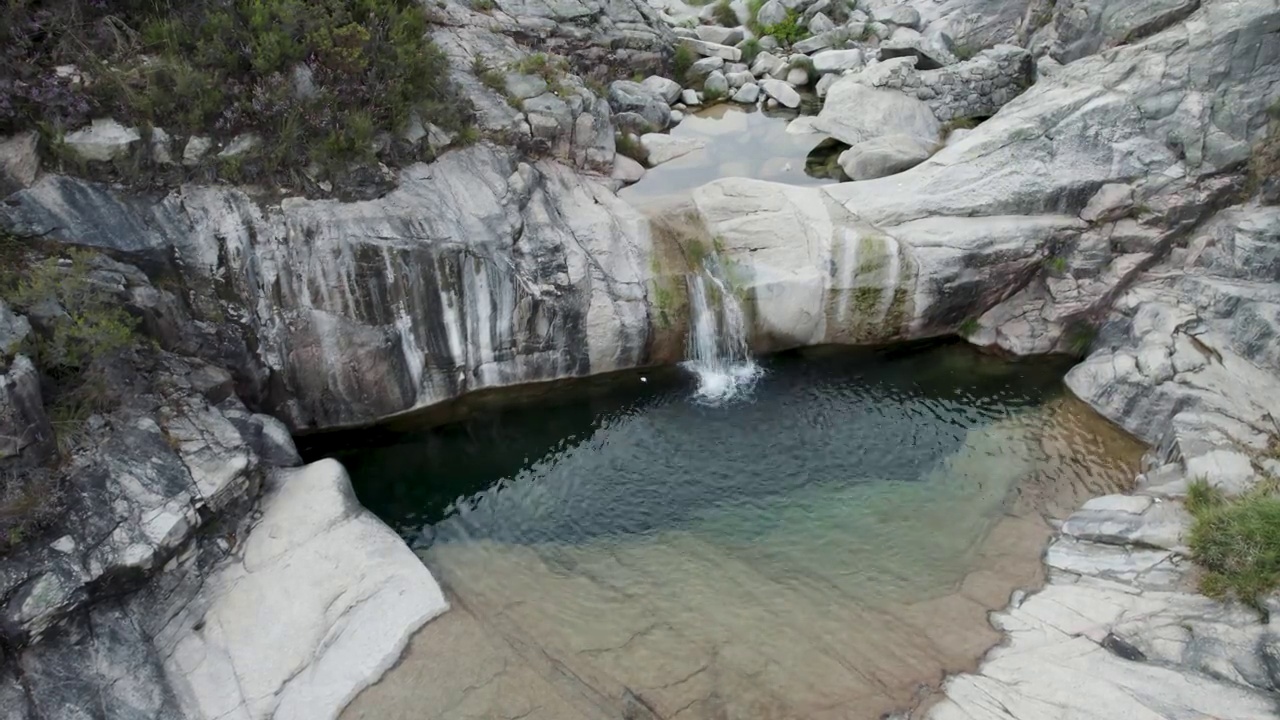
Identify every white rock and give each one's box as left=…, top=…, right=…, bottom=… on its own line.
left=218, top=134, right=260, bottom=158
left=732, top=82, right=761, bottom=104
left=610, top=154, right=646, bottom=184
left=161, top=460, right=448, bottom=720
left=726, top=70, right=754, bottom=88
left=639, top=133, right=707, bottom=165
left=681, top=88, right=703, bottom=106
left=812, top=49, right=864, bottom=74
left=680, top=38, right=743, bottom=62
left=1081, top=183, right=1136, bottom=223
left=750, top=51, right=786, bottom=77
left=759, top=79, right=801, bottom=108
left=0, top=131, right=40, bottom=192
left=695, top=25, right=745, bottom=46
left=815, top=72, right=838, bottom=97
left=755, top=0, right=787, bottom=27
left=813, top=80, right=940, bottom=147
left=837, top=134, right=934, bottom=180
left=807, top=11, right=835, bottom=34
left=63, top=119, right=140, bottom=162
left=687, top=56, right=727, bottom=82
left=150, top=127, right=174, bottom=165
left=183, top=137, right=213, bottom=166
left=641, top=75, right=683, bottom=104
left=704, top=70, right=730, bottom=97
left=786, top=66, right=810, bottom=86
left=670, top=109, right=685, bottom=124
left=878, top=5, right=921, bottom=28
left=785, top=116, right=820, bottom=134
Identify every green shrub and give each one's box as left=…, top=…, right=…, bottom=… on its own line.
left=616, top=132, right=647, bottom=163
left=958, top=317, right=980, bottom=337
left=760, top=10, right=808, bottom=46
left=472, top=0, right=495, bottom=11
left=1187, top=477, right=1280, bottom=619
left=712, top=0, right=738, bottom=26
left=746, top=0, right=767, bottom=31
left=672, top=45, right=696, bottom=83
left=1, top=469, right=63, bottom=555
left=739, top=38, right=762, bottom=65
left=473, top=57, right=508, bottom=94
left=1063, top=319, right=1096, bottom=356
left=1044, top=255, right=1069, bottom=274
left=4, top=0, right=472, bottom=184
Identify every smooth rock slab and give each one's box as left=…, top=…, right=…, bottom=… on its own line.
left=639, top=133, right=706, bottom=165
left=161, top=460, right=448, bottom=720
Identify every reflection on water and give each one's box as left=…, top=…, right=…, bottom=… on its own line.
left=618, top=104, right=834, bottom=205
left=334, top=345, right=1144, bottom=720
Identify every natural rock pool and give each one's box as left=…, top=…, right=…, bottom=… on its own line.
left=317, top=344, right=1143, bottom=720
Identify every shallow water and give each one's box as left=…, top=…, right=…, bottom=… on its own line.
left=618, top=104, right=833, bottom=205
left=334, top=345, right=1143, bottom=720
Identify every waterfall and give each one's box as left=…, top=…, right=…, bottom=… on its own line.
left=683, top=257, right=761, bottom=403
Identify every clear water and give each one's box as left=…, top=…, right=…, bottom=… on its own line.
left=327, top=344, right=1143, bottom=720
left=618, top=104, right=833, bottom=205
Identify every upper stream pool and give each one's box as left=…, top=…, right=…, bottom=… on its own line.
left=317, top=344, right=1143, bottom=720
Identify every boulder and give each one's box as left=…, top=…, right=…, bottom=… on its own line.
left=878, top=5, right=921, bottom=28
left=704, top=70, right=730, bottom=97
left=695, top=25, right=745, bottom=46
left=786, top=66, right=810, bottom=86
left=688, top=56, right=727, bottom=82
left=0, top=355, right=54, bottom=465
left=641, top=76, right=683, bottom=104
left=611, top=154, right=646, bottom=184
left=807, top=12, right=836, bottom=34
left=760, top=79, right=801, bottom=108
left=679, top=37, right=743, bottom=62
left=607, top=80, right=672, bottom=131
left=682, top=88, right=703, bottom=106
left=62, top=119, right=140, bottom=163
left=755, top=0, right=788, bottom=27
left=639, top=134, right=707, bottom=165
left=150, top=128, right=174, bottom=165
left=750, top=51, right=786, bottom=77
left=879, top=27, right=956, bottom=69
left=732, top=82, right=762, bottom=104
left=838, top=134, right=935, bottom=180
left=815, top=72, right=838, bottom=97
left=812, top=49, right=864, bottom=74
left=217, top=134, right=260, bottom=158
left=0, top=131, right=40, bottom=195
left=182, top=137, right=212, bottom=166
left=793, top=31, right=841, bottom=53
left=504, top=73, right=548, bottom=100
left=813, top=80, right=941, bottom=147
left=158, top=460, right=448, bottom=720
left=726, top=70, right=754, bottom=88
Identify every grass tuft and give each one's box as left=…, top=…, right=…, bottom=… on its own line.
left=1186, top=476, right=1280, bottom=620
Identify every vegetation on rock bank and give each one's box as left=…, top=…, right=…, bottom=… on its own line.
left=2, top=0, right=471, bottom=185
left=1186, top=474, right=1280, bottom=619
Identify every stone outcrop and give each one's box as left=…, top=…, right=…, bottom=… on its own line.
left=849, top=46, right=1034, bottom=122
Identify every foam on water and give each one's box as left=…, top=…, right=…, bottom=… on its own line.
left=682, top=261, right=762, bottom=403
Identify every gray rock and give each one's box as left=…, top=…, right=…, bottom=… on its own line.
left=807, top=11, right=836, bottom=34
left=757, top=35, right=781, bottom=51
left=640, top=133, right=706, bottom=165
left=879, top=26, right=956, bottom=69
left=786, top=65, right=811, bottom=86
left=878, top=5, right=921, bottom=29
left=505, top=73, right=548, bottom=100
left=695, top=25, right=745, bottom=46
left=704, top=70, right=730, bottom=97
left=641, top=75, right=683, bottom=104
left=750, top=51, right=786, bottom=77
left=182, top=137, right=212, bottom=166
left=0, top=131, right=40, bottom=195
left=0, top=301, right=31, bottom=357
left=688, top=56, right=727, bottom=82
left=813, top=80, right=941, bottom=147
left=150, top=127, right=174, bottom=165
left=792, top=30, right=842, bottom=53
left=1046, top=0, right=1203, bottom=64
left=217, top=133, right=260, bottom=158
left=815, top=72, right=838, bottom=97
left=732, top=82, right=761, bottom=103
left=681, top=88, right=703, bottom=105
left=726, top=70, right=755, bottom=88
left=1080, top=183, right=1135, bottom=223
left=759, top=79, right=801, bottom=108
left=679, top=37, right=743, bottom=62
left=837, top=134, right=935, bottom=180
left=755, top=0, right=788, bottom=27
left=611, top=154, right=646, bottom=184
left=670, top=109, right=685, bottom=124
left=291, top=62, right=318, bottom=100
left=63, top=120, right=140, bottom=163
left=0, top=355, right=54, bottom=466
left=811, top=48, right=864, bottom=74
left=607, top=80, right=672, bottom=131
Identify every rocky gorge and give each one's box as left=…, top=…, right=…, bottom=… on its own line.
left=1, top=0, right=1279, bottom=717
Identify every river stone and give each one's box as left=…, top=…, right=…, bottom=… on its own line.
left=812, top=49, right=864, bottom=74
left=641, top=76, right=683, bottom=104
left=813, top=80, right=941, bottom=147
left=760, top=79, right=801, bottom=108
left=640, top=133, right=706, bottom=165
left=756, top=0, right=788, bottom=27
left=732, top=82, right=761, bottom=104
left=837, top=134, right=935, bottom=180
left=785, top=66, right=810, bottom=86
left=704, top=70, right=730, bottom=97
left=63, top=119, right=140, bottom=162
left=695, top=25, right=745, bottom=46
left=682, top=88, right=703, bottom=106
left=161, top=460, right=448, bottom=720
left=607, top=80, right=672, bottom=131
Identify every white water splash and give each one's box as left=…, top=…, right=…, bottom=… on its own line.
left=683, top=260, right=761, bottom=403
